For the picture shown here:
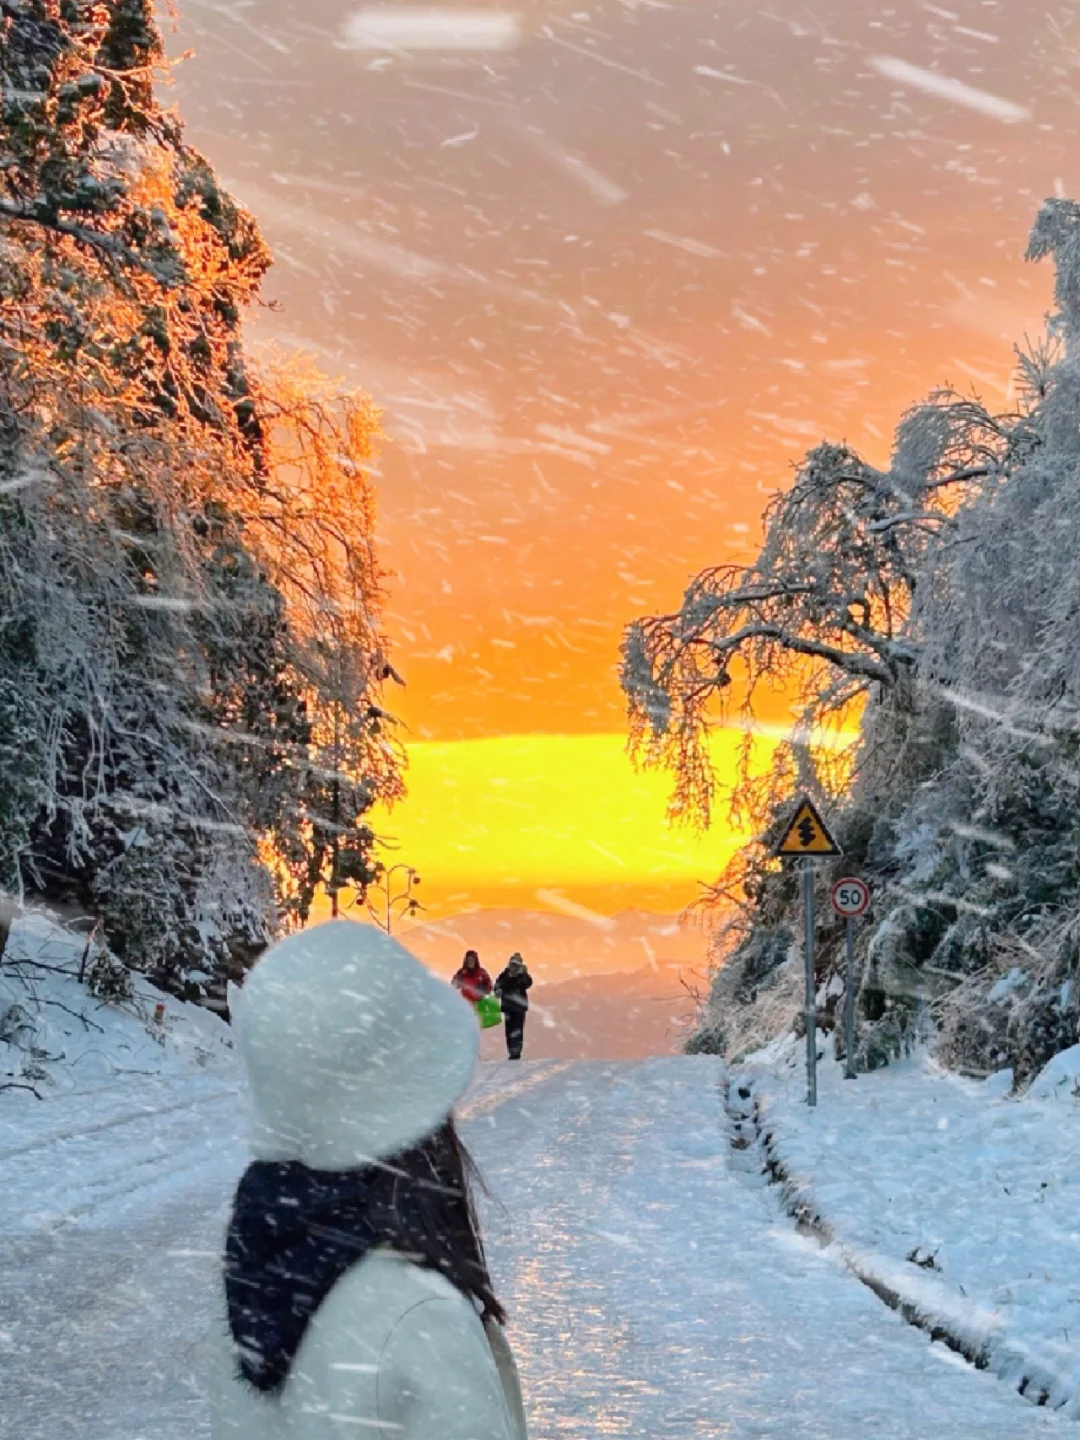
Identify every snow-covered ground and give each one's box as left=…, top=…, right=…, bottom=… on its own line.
left=0, top=917, right=241, bottom=1439
left=477, top=1059, right=1061, bottom=1438
left=2, top=935, right=1065, bottom=1440
left=1, top=913, right=238, bottom=1097
left=744, top=1038, right=1080, bottom=1416
left=1, top=915, right=242, bottom=1230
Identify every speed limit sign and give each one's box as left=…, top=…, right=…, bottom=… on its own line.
left=831, top=876, right=870, bottom=919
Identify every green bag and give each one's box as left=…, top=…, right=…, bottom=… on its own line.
left=476, top=993, right=502, bottom=1029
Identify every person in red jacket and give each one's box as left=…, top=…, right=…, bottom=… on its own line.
left=451, top=950, right=492, bottom=1006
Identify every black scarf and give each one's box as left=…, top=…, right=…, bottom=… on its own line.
left=224, top=1160, right=382, bottom=1393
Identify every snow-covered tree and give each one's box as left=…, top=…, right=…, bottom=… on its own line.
left=627, top=198, right=1080, bottom=1083
left=898, top=201, right=1080, bottom=1079
left=620, top=419, right=988, bottom=829
left=0, top=1, right=403, bottom=988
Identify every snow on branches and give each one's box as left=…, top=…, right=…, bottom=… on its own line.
left=622, top=423, right=990, bottom=828
left=640, top=198, right=1080, bottom=1080
left=0, top=1, right=404, bottom=984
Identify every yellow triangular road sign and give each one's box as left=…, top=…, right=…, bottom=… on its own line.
left=774, top=795, right=842, bottom=858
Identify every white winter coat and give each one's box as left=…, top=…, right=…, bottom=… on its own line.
left=210, top=1247, right=528, bottom=1440
left=214, top=924, right=526, bottom=1440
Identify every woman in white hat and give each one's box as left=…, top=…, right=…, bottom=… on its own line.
left=210, top=921, right=528, bottom=1440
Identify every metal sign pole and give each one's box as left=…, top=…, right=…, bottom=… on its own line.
left=844, top=916, right=856, bottom=1080
left=776, top=794, right=842, bottom=1107
left=831, top=876, right=868, bottom=1081
left=803, top=859, right=817, bottom=1107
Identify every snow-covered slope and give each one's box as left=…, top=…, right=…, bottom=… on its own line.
left=1, top=912, right=240, bottom=1224
left=0, top=913, right=237, bottom=1097
left=744, top=1040, right=1080, bottom=1415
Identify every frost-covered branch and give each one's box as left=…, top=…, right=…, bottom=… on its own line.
left=622, top=428, right=997, bottom=826
left=0, top=198, right=180, bottom=281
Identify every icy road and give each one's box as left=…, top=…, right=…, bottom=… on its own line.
left=0, top=1058, right=1063, bottom=1439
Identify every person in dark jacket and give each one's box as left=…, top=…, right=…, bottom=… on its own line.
left=451, top=950, right=493, bottom=1006
left=494, top=954, right=533, bottom=1061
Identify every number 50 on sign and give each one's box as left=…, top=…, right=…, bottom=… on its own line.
left=831, top=877, right=870, bottom=919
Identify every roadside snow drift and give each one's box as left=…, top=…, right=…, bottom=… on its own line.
left=746, top=1040, right=1080, bottom=1415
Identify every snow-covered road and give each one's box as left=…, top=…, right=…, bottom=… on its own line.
left=1, top=1058, right=1063, bottom=1438
left=1, top=1076, right=246, bottom=1440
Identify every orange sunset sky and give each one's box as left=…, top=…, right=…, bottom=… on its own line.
left=170, top=0, right=1063, bottom=923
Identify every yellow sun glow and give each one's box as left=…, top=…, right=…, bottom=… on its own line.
left=363, top=729, right=786, bottom=918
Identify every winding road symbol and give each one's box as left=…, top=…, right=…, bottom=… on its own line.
left=774, top=795, right=843, bottom=858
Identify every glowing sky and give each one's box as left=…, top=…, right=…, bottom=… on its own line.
left=170, top=0, right=1063, bottom=916
left=369, top=729, right=769, bottom=916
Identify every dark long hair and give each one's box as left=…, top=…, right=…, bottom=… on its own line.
left=225, top=1116, right=506, bottom=1392
left=376, top=1117, right=505, bottom=1326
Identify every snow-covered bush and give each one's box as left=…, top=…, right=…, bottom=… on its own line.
left=0, top=912, right=239, bottom=1097
left=86, top=949, right=134, bottom=1005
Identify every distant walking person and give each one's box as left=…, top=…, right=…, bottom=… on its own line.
left=495, top=954, right=533, bottom=1061
left=452, top=950, right=493, bottom=1006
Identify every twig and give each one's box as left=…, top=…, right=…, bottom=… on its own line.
left=0, top=1081, right=43, bottom=1099
left=41, top=999, right=104, bottom=1033
left=1, top=958, right=80, bottom=977
left=678, top=971, right=706, bottom=1005
left=77, top=922, right=100, bottom=983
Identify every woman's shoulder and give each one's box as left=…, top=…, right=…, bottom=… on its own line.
left=315, top=1256, right=502, bottom=1406
left=317, top=1250, right=481, bottom=1338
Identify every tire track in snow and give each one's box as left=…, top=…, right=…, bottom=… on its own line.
left=5, top=1062, right=569, bottom=1233
left=4, top=1057, right=567, bottom=1166
left=458, top=1060, right=573, bottom=1121
left=0, top=1080, right=237, bottom=1162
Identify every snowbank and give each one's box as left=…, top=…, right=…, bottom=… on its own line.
left=1, top=912, right=238, bottom=1149
left=1, top=912, right=243, bottom=1235
left=741, top=1042, right=1080, bottom=1415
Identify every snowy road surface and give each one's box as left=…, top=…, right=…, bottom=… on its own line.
left=1, top=1058, right=1063, bottom=1438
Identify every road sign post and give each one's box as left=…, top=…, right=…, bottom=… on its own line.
left=774, top=795, right=842, bottom=1108
left=844, top=917, right=855, bottom=1080
left=802, top=859, right=817, bottom=1107
left=830, top=877, right=870, bottom=1082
